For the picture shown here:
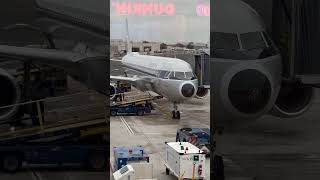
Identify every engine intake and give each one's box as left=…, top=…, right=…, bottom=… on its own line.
left=181, top=83, right=195, bottom=98
left=0, top=68, right=21, bottom=122
left=270, top=82, right=314, bottom=118
left=228, top=69, right=271, bottom=114
left=195, top=86, right=209, bottom=98
left=110, top=83, right=117, bottom=100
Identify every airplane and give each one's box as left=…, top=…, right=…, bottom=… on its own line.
left=0, top=0, right=108, bottom=123
left=212, top=0, right=314, bottom=128
left=110, top=19, right=209, bottom=119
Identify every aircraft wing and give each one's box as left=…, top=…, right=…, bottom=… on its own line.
left=110, top=59, right=122, bottom=62
left=0, top=45, right=107, bottom=94
left=110, top=75, right=138, bottom=82
left=35, top=0, right=108, bottom=34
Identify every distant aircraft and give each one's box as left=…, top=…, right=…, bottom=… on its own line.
left=110, top=19, right=209, bottom=119
left=212, top=0, right=314, bottom=127
left=0, top=0, right=108, bottom=122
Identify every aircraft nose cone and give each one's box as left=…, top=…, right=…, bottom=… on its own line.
left=181, top=83, right=195, bottom=98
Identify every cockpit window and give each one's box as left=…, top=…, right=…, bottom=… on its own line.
left=159, top=71, right=170, bottom=79
left=185, top=72, right=196, bottom=80
left=168, top=72, right=175, bottom=79
left=263, top=32, right=276, bottom=48
left=166, top=71, right=196, bottom=80
left=213, top=31, right=279, bottom=60
left=175, top=72, right=186, bottom=80
left=240, top=32, right=266, bottom=50
left=213, top=32, right=240, bottom=50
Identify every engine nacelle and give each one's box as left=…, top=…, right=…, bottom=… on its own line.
left=270, top=82, right=314, bottom=118
left=195, top=86, right=209, bottom=99
left=110, top=83, right=117, bottom=100
left=0, top=68, right=21, bottom=122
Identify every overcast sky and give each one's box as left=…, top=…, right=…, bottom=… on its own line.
left=110, top=0, right=210, bottom=43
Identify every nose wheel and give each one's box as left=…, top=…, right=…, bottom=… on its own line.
left=172, top=110, right=180, bottom=119
left=172, top=103, right=180, bottom=119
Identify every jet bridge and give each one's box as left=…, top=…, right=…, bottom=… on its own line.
left=194, top=50, right=210, bottom=89
left=246, top=0, right=320, bottom=83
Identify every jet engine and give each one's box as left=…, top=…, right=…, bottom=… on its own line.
left=270, top=82, right=314, bottom=118
left=0, top=68, right=21, bottom=122
left=212, top=54, right=282, bottom=127
left=195, top=86, right=209, bottom=98
left=109, top=83, right=117, bottom=100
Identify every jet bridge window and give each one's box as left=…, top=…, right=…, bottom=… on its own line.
left=213, top=32, right=240, bottom=50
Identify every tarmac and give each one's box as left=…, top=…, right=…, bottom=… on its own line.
left=217, top=89, right=320, bottom=180
left=109, top=90, right=211, bottom=179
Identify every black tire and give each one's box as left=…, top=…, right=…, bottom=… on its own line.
left=137, top=110, right=144, bottom=116
left=176, top=111, right=180, bottom=119
left=87, top=151, right=107, bottom=171
left=111, top=110, right=117, bottom=116
left=165, top=167, right=170, bottom=175
left=2, top=154, right=22, bottom=173
left=213, top=155, right=224, bottom=180
left=176, top=134, right=179, bottom=142
left=172, top=111, right=176, bottom=119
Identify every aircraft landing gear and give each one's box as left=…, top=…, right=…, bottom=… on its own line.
left=172, top=103, right=180, bottom=119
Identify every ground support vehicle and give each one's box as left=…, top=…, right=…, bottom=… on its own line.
left=164, top=142, right=206, bottom=179
left=113, top=146, right=149, bottom=171
left=176, top=128, right=210, bottom=155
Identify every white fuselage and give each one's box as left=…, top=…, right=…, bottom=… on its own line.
left=121, top=53, right=198, bottom=103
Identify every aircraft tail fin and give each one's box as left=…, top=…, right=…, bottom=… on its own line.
left=125, top=18, right=132, bottom=54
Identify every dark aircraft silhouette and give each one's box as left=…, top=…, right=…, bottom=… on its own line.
left=0, top=0, right=108, bottom=122
left=212, top=0, right=314, bottom=128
